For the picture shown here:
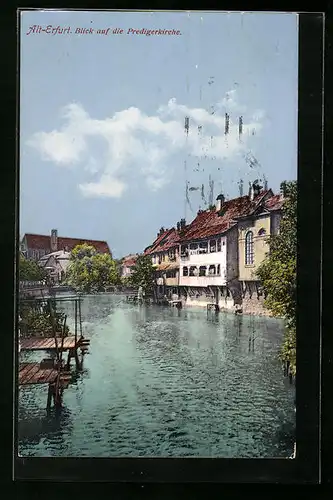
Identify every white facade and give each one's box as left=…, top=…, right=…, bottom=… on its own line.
left=179, top=236, right=227, bottom=287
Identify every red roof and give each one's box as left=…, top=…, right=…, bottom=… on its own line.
left=122, top=256, right=137, bottom=266
left=178, top=191, right=276, bottom=242
left=23, top=233, right=111, bottom=254
left=264, top=194, right=284, bottom=211
left=144, top=228, right=175, bottom=255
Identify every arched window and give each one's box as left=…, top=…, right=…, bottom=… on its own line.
left=245, top=231, right=254, bottom=265
left=258, top=228, right=266, bottom=236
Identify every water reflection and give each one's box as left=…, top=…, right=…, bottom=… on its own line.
left=18, top=293, right=295, bottom=458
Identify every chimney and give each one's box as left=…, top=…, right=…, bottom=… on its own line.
left=50, top=229, right=58, bottom=252
left=249, top=182, right=256, bottom=201
left=216, top=194, right=225, bottom=212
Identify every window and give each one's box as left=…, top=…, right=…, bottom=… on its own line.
left=189, top=266, right=197, bottom=276
left=222, top=240, right=225, bottom=246
left=245, top=231, right=254, bottom=265
left=208, top=265, right=216, bottom=275
left=199, top=266, right=207, bottom=276
left=183, top=267, right=188, bottom=276
left=217, top=264, right=220, bottom=275
left=209, top=240, right=216, bottom=253
left=217, top=239, right=221, bottom=252
left=199, top=242, right=208, bottom=254
left=190, top=243, right=198, bottom=250
left=258, top=228, right=266, bottom=236
left=181, top=245, right=188, bottom=257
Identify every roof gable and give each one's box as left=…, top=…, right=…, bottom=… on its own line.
left=178, top=191, right=274, bottom=242
left=23, top=233, right=111, bottom=254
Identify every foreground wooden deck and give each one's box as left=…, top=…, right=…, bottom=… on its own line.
left=20, top=336, right=89, bottom=351
left=19, top=362, right=71, bottom=386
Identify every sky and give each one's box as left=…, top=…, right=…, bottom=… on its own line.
left=20, top=10, right=298, bottom=258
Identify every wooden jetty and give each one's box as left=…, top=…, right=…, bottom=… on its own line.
left=19, top=295, right=90, bottom=408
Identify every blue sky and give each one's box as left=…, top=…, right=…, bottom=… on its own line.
left=20, top=10, right=298, bottom=258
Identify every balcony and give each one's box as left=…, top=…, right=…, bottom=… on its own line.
left=180, top=275, right=226, bottom=287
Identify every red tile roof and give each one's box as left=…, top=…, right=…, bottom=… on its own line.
left=23, top=233, right=111, bottom=254
left=145, top=228, right=181, bottom=255
left=122, top=256, right=137, bottom=267
left=144, top=228, right=175, bottom=255
left=178, top=191, right=276, bottom=242
left=264, top=194, right=284, bottom=211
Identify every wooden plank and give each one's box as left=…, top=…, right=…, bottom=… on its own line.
left=35, top=369, right=57, bottom=384
left=20, top=336, right=76, bottom=351
left=19, top=362, right=38, bottom=380
left=43, top=338, right=55, bottom=349
left=19, top=363, right=41, bottom=385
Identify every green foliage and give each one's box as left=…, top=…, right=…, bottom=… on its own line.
left=256, top=180, right=297, bottom=374
left=19, top=255, right=46, bottom=281
left=65, top=244, right=120, bottom=293
left=129, top=254, right=155, bottom=294
left=19, top=302, right=69, bottom=338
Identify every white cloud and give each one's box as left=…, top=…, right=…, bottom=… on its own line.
left=27, top=90, right=264, bottom=198
left=79, top=175, right=126, bottom=198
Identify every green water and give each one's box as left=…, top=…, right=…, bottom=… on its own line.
left=18, top=293, right=295, bottom=457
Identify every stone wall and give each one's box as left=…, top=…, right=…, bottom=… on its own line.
left=241, top=295, right=273, bottom=317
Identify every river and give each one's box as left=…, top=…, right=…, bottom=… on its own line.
left=18, top=293, right=295, bottom=458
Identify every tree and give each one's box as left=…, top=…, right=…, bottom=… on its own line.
left=19, top=255, right=46, bottom=281
left=65, top=244, right=120, bottom=293
left=256, top=180, right=297, bottom=375
left=129, top=254, right=155, bottom=294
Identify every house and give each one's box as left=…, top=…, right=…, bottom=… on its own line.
left=177, top=181, right=277, bottom=309
left=235, top=185, right=284, bottom=302
left=144, top=224, right=182, bottom=298
left=38, top=250, right=71, bottom=284
left=121, top=254, right=138, bottom=278
left=21, top=229, right=111, bottom=261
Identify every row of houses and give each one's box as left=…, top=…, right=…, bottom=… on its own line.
left=140, top=180, right=284, bottom=313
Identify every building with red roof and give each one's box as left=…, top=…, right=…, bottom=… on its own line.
left=21, top=229, right=111, bottom=261
left=177, top=181, right=284, bottom=308
left=144, top=225, right=183, bottom=296
left=141, top=180, right=287, bottom=309
left=120, top=254, right=138, bottom=278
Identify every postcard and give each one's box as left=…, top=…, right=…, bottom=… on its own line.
left=17, top=9, right=299, bottom=462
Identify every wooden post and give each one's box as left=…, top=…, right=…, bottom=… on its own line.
left=74, top=347, right=81, bottom=371
left=78, top=297, right=83, bottom=339
left=74, top=299, right=78, bottom=345
left=215, top=287, right=220, bottom=313
left=47, top=383, right=52, bottom=409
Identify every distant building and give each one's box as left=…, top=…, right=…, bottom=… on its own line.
left=121, top=254, right=138, bottom=278
left=20, top=229, right=111, bottom=261
left=144, top=224, right=182, bottom=298
left=38, top=249, right=71, bottom=284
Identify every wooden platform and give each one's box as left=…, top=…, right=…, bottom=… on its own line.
left=19, top=362, right=60, bottom=385
left=20, top=336, right=88, bottom=351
